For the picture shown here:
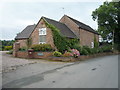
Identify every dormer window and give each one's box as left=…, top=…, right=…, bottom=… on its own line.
left=39, top=28, right=46, bottom=44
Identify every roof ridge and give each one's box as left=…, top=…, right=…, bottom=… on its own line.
left=66, top=15, right=92, bottom=28
left=65, top=15, right=99, bottom=34
left=42, top=16, right=65, bottom=25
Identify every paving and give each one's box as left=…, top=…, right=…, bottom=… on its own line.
left=2, top=53, right=118, bottom=88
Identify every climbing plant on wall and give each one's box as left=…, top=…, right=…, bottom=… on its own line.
left=44, top=19, right=79, bottom=53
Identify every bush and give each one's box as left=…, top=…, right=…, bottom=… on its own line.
left=91, top=48, right=98, bottom=54
left=101, top=45, right=112, bottom=52
left=6, top=50, right=13, bottom=54
left=31, top=44, right=53, bottom=51
left=81, top=48, right=89, bottom=55
left=19, top=46, right=27, bottom=51
left=53, top=51, right=62, bottom=57
left=63, top=51, right=72, bottom=57
left=70, top=49, right=80, bottom=58
left=82, top=46, right=92, bottom=54
left=4, top=46, right=13, bottom=51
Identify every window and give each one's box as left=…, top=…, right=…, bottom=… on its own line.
left=39, top=28, right=46, bottom=35
left=39, top=28, right=46, bottom=44
left=91, top=42, right=94, bottom=48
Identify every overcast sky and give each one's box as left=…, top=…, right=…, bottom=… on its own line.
left=0, top=0, right=111, bottom=40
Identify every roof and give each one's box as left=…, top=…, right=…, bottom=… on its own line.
left=66, top=15, right=99, bottom=35
left=15, top=24, right=36, bottom=40
left=43, top=17, right=77, bottom=38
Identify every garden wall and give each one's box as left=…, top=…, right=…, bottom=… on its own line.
left=15, top=51, right=53, bottom=59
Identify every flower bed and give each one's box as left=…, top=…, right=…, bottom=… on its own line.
left=48, top=52, right=119, bottom=62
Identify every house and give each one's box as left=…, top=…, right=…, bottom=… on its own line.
left=15, top=15, right=99, bottom=50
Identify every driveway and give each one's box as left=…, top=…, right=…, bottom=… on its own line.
left=2, top=54, right=118, bottom=88
left=1, top=51, right=71, bottom=73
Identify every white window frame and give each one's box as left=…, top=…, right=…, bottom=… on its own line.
left=39, top=28, right=46, bottom=35
left=39, top=28, right=46, bottom=44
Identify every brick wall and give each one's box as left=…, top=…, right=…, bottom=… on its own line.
left=16, top=39, right=27, bottom=48
left=16, top=51, right=53, bottom=59
left=15, top=18, right=55, bottom=49
left=30, top=18, right=55, bottom=48
left=60, top=15, right=99, bottom=48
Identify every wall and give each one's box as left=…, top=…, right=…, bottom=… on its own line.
left=30, top=18, right=55, bottom=48
left=15, top=51, right=53, bottom=59
left=16, top=39, right=27, bottom=48
left=60, top=15, right=99, bottom=48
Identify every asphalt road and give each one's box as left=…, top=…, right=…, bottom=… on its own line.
left=2, top=55, right=118, bottom=88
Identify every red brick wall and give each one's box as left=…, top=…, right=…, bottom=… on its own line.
left=15, top=18, right=55, bottom=49
left=33, top=52, right=53, bottom=58
left=16, top=51, right=28, bottom=58
left=60, top=15, right=99, bottom=48
left=30, top=18, right=55, bottom=48
left=16, top=39, right=27, bottom=48
left=16, top=51, right=53, bottom=59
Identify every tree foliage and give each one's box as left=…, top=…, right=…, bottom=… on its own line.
left=92, top=1, right=120, bottom=50
left=92, top=1, right=120, bottom=49
left=0, top=40, right=15, bottom=51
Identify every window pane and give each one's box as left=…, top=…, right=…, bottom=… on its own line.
left=39, top=28, right=46, bottom=35
left=40, top=35, right=46, bottom=42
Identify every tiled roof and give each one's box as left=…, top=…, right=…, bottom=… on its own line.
left=15, top=24, right=36, bottom=40
left=66, top=15, right=99, bottom=35
left=43, top=17, right=77, bottom=38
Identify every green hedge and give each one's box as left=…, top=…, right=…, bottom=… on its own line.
left=72, top=45, right=113, bottom=55
left=31, top=44, right=53, bottom=51
left=4, top=46, right=13, bottom=51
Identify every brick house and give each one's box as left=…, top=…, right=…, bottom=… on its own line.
left=15, top=15, right=99, bottom=50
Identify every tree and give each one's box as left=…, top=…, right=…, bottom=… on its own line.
left=92, top=1, right=120, bottom=50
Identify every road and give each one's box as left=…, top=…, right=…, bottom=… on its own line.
left=2, top=55, right=118, bottom=88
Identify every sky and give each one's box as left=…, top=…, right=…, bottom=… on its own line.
left=0, top=0, right=111, bottom=40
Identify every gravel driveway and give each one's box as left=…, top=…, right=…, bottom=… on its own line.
left=1, top=51, right=36, bottom=72
left=1, top=51, right=71, bottom=73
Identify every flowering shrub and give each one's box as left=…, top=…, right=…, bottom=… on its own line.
left=70, top=49, right=80, bottom=58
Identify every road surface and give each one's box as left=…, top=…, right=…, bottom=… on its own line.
left=2, top=55, right=118, bottom=88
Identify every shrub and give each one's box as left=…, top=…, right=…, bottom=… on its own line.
left=19, top=46, right=27, bottom=51
left=6, top=50, right=13, bottom=54
left=63, top=51, right=72, bottom=57
left=91, top=48, right=98, bottom=54
left=53, top=51, right=62, bottom=57
left=81, top=48, right=89, bottom=55
left=101, top=45, right=112, bottom=52
left=4, top=46, right=12, bottom=51
left=31, top=44, right=53, bottom=51
left=82, top=46, right=92, bottom=54
left=70, top=49, right=80, bottom=58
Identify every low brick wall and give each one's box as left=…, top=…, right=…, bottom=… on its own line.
left=16, top=51, right=28, bottom=58
left=33, top=52, right=53, bottom=58
left=15, top=51, right=53, bottom=59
